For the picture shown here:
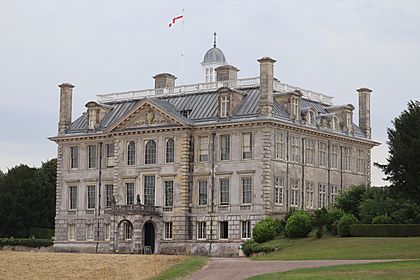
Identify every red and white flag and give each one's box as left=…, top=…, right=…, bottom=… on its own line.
left=169, top=15, right=184, bottom=27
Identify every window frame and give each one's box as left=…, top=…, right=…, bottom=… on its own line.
left=145, top=139, right=157, bottom=165
left=123, top=221, right=133, bottom=240
left=164, top=222, right=173, bottom=240
left=143, top=175, right=156, bottom=206
left=305, top=139, right=315, bottom=166
left=198, top=136, right=209, bottom=162
left=105, top=184, right=113, bottom=208
left=164, top=180, right=174, bottom=207
left=220, top=95, right=229, bottom=118
left=291, top=179, right=299, bottom=207
left=219, top=178, right=230, bottom=205
left=241, top=220, right=252, bottom=239
left=242, top=132, right=253, bottom=160
left=319, top=142, right=327, bottom=167
left=106, top=143, right=114, bottom=167
left=197, top=221, right=206, bottom=240
left=127, top=141, right=136, bottom=166
left=69, top=186, right=77, bottom=210
left=241, top=177, right=252, bottom=204
left=165, top=138, right=175, bottom=163
left=274, top=177, right=284, bottom=205
left=70, top=146, right=79, bottom=169
left=87, top=144, right=97, bottom=169
left=305, top=182, right=314, bottom=209
left=198, top=180, right=208, bottom=206
left=291, top=136, right=300, bottom=163
left=126, top=182, right=134, bottom=205
left=87, top=185, right=96, bottom=209
left=220, top=134, right=231, bottom=161
left=274, top=132, right=285, bottom=160
left=219, top=221, right=229, bottom=239
left=318, top=183, right=327, bottom=209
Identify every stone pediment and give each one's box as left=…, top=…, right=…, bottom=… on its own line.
left=107, top=100, right=186, bottom=132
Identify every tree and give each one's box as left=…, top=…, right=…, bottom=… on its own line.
left=335, top=185, right=367, bottom=220
left=377, top=101, right=420, bottom=203
left=0, top=159, right=56, bottom=238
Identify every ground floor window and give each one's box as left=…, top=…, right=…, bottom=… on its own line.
left=86, top=224, right=94, bottom=240
left=305, top=182, right=314, bottom=209
left=241, top=220, right=251, bottom=239
left=105, top=224, right=110, bottom=240
left=219, top=221, right=229, bottom=239
left=164, top=222, right=173, bottom=240
left=319, top=184, right=327, bottom=209
left=68, top=224, right=76, bottom=241
left=197, top=221, right=206, bottom=240
left=123, top=221, right=133, bottom=240
left=291, top=179, right=299, bottom=207
left=331, top=185, right=339, bottom=204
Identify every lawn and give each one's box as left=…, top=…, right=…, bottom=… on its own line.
left=251, top=236, right=420, bottom=260
left=248, top=260, right=420, bottom=280
left=0, top=251, right=207, bottom=280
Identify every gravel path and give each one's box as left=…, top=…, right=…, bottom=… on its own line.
left=186, top=258, right=399, bottom=280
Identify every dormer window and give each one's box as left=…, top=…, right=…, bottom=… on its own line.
left=220, top=95, right=229, bottom=117
left=346, top=113, right=352, bottom=130
left=292, top=98, right=299, bottom=119
left=308, top=111, right=316, bottom=125
left=332, top=116, right=339, bottom=130
left=180, top=109, right=192, bottom=118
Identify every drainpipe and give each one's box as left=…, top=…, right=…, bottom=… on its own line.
left=96, top=142, right=103, bottom=253
left=327, top=140, right=331, bottom=206
left=209, top=129, right=216, bottom=255
left=340, top=145, right=343, bottom=192
left=301, top=138, right=305, bottom=210
left=285, top=131, right=289, bottom=212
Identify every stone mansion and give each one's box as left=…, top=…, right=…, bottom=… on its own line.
left=50, top=38, right=378, bottom=256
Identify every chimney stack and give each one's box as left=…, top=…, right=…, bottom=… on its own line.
left=58, top=83, right=74, bottom=135
left=357, top=87, right=372, bottom=138
left=258, top=57, right=276, bottom=116
left=215, top=65, right=239, bottom=82
left=153, top=73, right=177, bottom=89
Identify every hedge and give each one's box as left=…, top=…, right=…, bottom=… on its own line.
left=349, top=224, right=420, bottom=237
left=28, top=228, right=54, bottom=239
left=0, top=238, right=53, bottom=248
left=241, top=240, right=279, bottom=256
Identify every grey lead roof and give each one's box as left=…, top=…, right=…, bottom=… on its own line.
left=67, top=87, right=366, bottom=138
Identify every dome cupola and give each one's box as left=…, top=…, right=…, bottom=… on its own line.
left=201, top=32, right=228, bottom=83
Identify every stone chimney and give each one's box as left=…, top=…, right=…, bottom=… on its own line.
left=215, top=65, right=239, bottom=82
left=357, top=87, right=372, bottom=139
left=153, top=73, right=177, bottom=89
left=58, top=83, right=74, bottom=135
left=258, top=57, right=276, bottom=116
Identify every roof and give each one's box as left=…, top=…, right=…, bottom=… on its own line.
left=202, top=47, right=227, bottom=64
left=66, top=87, right=367, bottom=139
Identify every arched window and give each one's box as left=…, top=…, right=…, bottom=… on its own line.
left=332, top=116, right=339, bottom=130
left=122, top=221, right=133, bottom=240
left=166, top=138, right=175, bottom=163
left=145, top=140, right=157, bottom=164
left=127, top=141, right=136, bottom=165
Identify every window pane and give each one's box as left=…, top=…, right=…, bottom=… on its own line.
left=220, top=135, right=230, bottom=161
left=127, top=142, right=136, bottom=165
left=145, top=140, right=157, bottom=164
left=242, top=133, right=252, bottom=159
left=70, top=146, right=79, bottom=169
left=220, top=179, right=230, bottom=205
left=126, top=183, right=134, bottom=205
left=87, top=185, right=95, bottom=209
left=199, top=137, right=209, bottom=162
left=165, top=181, right=173, bottom=207
left=106, top=184, right=113, bottom=208
left=144, top=176, right=155, bottom=206
left=197, top=221, right=206, bottom=240
left=166, top=138, right=175, bottom=163
left=220, top=221, right=228, bottom=239
left=69, top=186, right=77, bottom=209
left=242, top=178, right=252, bottom=204
left=198, top=180, right=208, bottom=205
left=106, top=144, right=114, bottom=167
left=88, top=145, right=97, bottom=168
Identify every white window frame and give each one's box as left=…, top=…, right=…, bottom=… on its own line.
left=164, top=222, right=173, bottom=240
left=105, top=184, right=113, bottom=208
left=305, top=139, right=315, bottom=166
left=198, top=136, right=209, bottom=162
left=69, top=186, right=77, bottom=210
left=319, top=183, right=327, bottom=209
left=87, top=144, right=97, bottom=169
left=291, top=136, right=300, bottom=163
left=305, top=182, right=314, bottom=209
left=87, top=185, right=96, bottom=209
left=106, top=143, right=114, bottom=167
left=144, top=175, right=156, bottom=206
left=275, top=132, right=285, bottom=160
left=70, top=146, right=79, bottom=169
left=331, top=185, right=339, bottom=204
left=126, top=182, right=134, bottom=205
left=197, top=221, right=206, bottom=240
left=220, top=95, right=229, bottom=117
left=356, top=149, right=365, bottom=174
left=274, top=177, right=284, bottom=205
left=241, top=220, right=252, bottom=239
left=165, top=138, right=175, bottom=163
left=123, top=221, right=133, bottom=240
left=291, top=179, right=299, bottom=207
left=242, top=133, right=253, bottom=160
left=344, top=147, right=351, bottom=172
left=331, top=144, right=339, bottom=169
left=219, top=178, right=230, bottom=205
left=241, top=177, right=252, bottom=204
left=127, top=141, right=136, bottom=166
left=145, top=139, right=157, bottom=165
left=198, top=180, right=208, bottom=206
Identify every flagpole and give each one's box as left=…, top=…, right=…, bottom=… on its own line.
left=180, top=9, right=185, bottom=85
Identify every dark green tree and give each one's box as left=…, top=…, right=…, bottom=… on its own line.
left=334, top=185, right=367, bottom=220
left=377, top=101, right=420, bottom=203
left=0, top=159, right=56, bottom=238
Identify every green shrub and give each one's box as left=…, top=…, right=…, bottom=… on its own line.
left=253, top=217, right=277, bottom=243
left=241, top=239, right=280, bottom=256
left=326, top=208, right=345, bottom=235
left=285, top=211, right=313, bottom=238
left=335, top=185, right=367, bottom=219
left=0, top=238, right=53, bottom=248
left=338, top=213, right=358, bottom=237
left=275, top=218, right=284, bottom=234
left=350, top=224, right=420, bottom=237
left=372, top=215, right=392, bottom=224
left=28, top=228, right=54, bottom=239
left=313, top=208, right=328, bottom=239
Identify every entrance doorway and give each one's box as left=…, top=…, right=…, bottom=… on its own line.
left=143, top=221, right=155, bottom=254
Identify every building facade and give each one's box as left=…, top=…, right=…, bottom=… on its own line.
left=50, top=40, right=378, bottom=256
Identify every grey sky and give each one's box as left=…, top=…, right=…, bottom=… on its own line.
left=1, top=0, right=419, bottom=186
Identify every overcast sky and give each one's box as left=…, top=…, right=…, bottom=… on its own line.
left=1, top=0, right=419, bottom=185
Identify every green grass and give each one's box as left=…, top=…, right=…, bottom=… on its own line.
left=151, top=256, right=208, bottom=280
left=251, top=236, right=420, bottom=260
left=248, top=260, right=420, bottom=280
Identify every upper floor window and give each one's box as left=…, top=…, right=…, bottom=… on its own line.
left=356, top=149, right=365, bottom=174
left=144, top=175, right=156, bottom=206
left=241, top=177, right=252, bottom=204
left=305, top=182, right=314, bottom=209
left=332, top=116, right=339, bottom=130
left=292, top=98, right=299, bottom=119
left=70, top=146, right=79, bottom=169
left=198, top=180, right=208, bottom=206
left=87, top=145, right=97, bottom=169
left=274, top=177, right=284, bottom=205
left=220, top=95, right=229, bottom=118
left=242, top=133, right=253, bottom=159
left=126, top=183, right=134, bottom=205
left=343, top=147, right=351, bottom=171
left=145, top=140, right=157, bottom=164
left=164, top=181, right=174, bottom=207
left=305, top=139, right=315, bottom=165
left=346, top=114, right=352, bottom=130
left=275, top=132, right=285, bottom=160
left=69, top=186, right=77, bottom=209
left=291, top=136, right=300, bottom=163
left=105, top=184, right=113, bottom=208
left=308, top=111, right=316, bottom=125
left=319, top=142, right=327, bottom=167
left=331, top=144, right=339, bottom=169
left=127, top=141, right=136, bottom=166
left=199, top=136, right=209, bottom=162
left=106, top=144, right=114, bottom=167
left=166, top=138, right=175, bottom=163
left=220, top=134, right=230, bottom=161
left=87, top=185, right=96, bottom=209
left=220, top=178, right=230, bottom=205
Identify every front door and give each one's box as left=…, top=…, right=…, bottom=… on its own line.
left=143, top=221, right=155, bottom=253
